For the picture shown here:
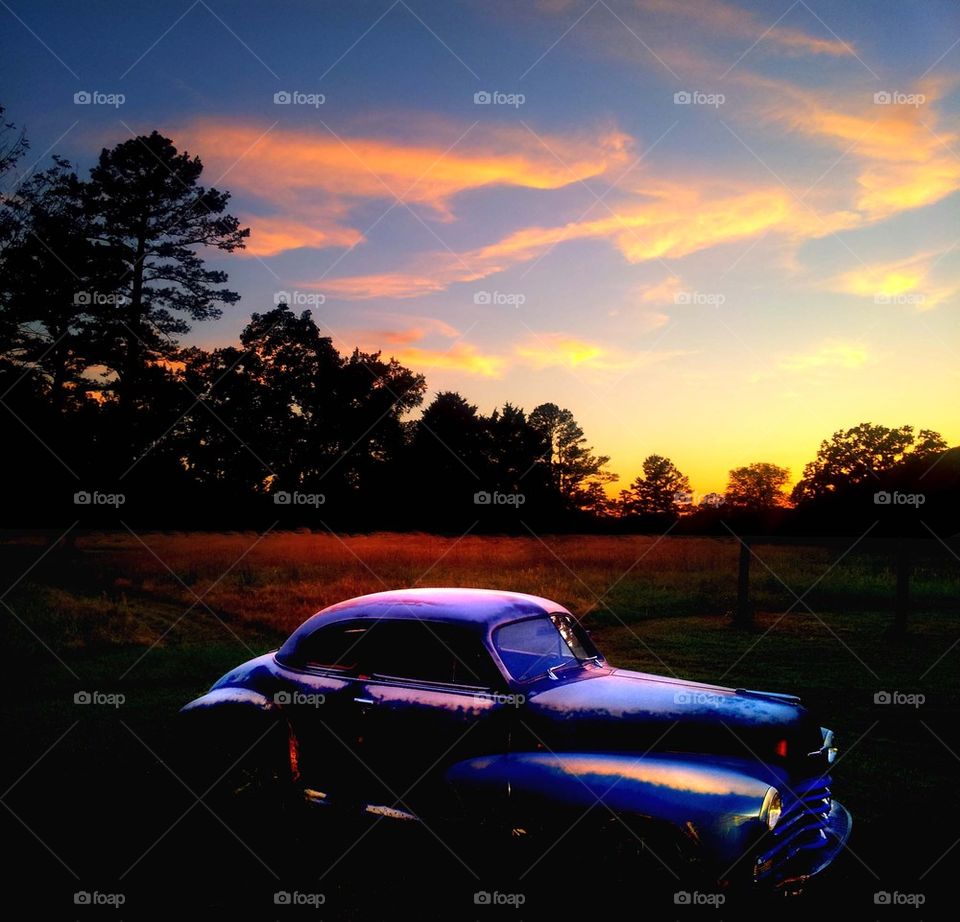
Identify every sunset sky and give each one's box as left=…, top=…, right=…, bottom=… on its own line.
left=2, top=0, right=958, bottom=493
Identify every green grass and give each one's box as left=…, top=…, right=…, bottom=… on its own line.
left=1, top=530, right=958, bottom=906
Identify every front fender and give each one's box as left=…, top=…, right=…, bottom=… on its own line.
left=180, top=687, right=277, bottom=715
left=445, top=751, right=772, bottom=867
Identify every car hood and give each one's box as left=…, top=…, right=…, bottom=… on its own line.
left=523, top=668, right=823, bottom=763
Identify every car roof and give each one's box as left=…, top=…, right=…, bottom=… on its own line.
left=294, top=587, right=569, bottom=635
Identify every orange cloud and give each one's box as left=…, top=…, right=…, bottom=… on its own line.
left=779, top=341, right=869, bottom=372
left=830, top=249, right=960, bottom=310
left=514, top=332, right=690, bottom=374
left=749, top=76, right=960, bottom=221
left=636, top=275, right=684, bottom=304
left=175, top=118, right=633, bottom=257
left=241, top=215, right=363, bottom=257
left=389, top=342, right=506, bottom=377
left=317, top=179, right=858, bottom=300
left=637, top=0, right=854, bottom=57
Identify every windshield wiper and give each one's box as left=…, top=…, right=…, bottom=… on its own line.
left=546, top=659, right=584, bottom=680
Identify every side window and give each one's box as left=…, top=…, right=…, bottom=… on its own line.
left=292, top=620, right=373, bottom=671
left=362, top=621, right=499, bottom=689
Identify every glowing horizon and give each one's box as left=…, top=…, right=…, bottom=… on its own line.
left=5, top=0, right=958, bottom=494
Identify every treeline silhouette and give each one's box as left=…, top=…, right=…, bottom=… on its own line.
left=1, top=111, right=956, bottom=535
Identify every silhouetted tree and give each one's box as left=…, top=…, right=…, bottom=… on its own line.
left=0, top=159, right=117, bottom=410
left=409, top=391, right=485, bottom=519
left=620, top=454, right=691, bottom=516
left=84, top=131, right=248, bottom=408
left=481, top=403, right=550, bottom=498
left=528, top=402, right=616, bottom=512
left=726, top=462, right=790, bottom=509
left=0, top=104, right=29, bottom=248
left=792, top=423, right=947, bottom=503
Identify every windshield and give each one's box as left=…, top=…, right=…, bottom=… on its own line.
left=493, top=613, right=600, bottom=682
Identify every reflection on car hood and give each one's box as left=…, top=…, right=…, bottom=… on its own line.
left=524, top=668, right=821, bottom=761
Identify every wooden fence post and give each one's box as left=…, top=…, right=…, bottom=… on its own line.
left=893, top=539, right=910, bottom=635
left=734, top=537, right=753, bottom=628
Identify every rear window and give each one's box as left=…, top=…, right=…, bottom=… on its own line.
left=280, top=618, right=500, bottom=688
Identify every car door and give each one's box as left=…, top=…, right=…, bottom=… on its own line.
left=273, top=618, right=380, bottom=799
left=348, top=619, right=513, bottom=818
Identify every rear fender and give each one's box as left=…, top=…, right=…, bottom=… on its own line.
left=179, top=688, right=293, bottom=784
left=445, top=751, right=772, bottom=866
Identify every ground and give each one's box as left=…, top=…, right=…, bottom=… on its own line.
left=1, top=530, right=957, bottom=918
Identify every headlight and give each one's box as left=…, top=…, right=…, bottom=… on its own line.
left=760, top=786, right=782, bottom=830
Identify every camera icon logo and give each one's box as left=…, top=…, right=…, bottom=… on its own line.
left=874, top=491, right=891, bottom=505
left=273, top=291, right=291, bottom=305
left=474, top=891, right=491, bottom=904
left=273, top=491, right=292, bottom=505
left=74, top=891, right=91, bottom=904
left=74, top=691, right=92, bottom=704
left=473, top=291, right=492, bottom=305
left=274, top=891, right=291, bottom=904
left=74, top=91, right=92, bottom=105
left=274, top=91, right=292, bottom=104
left=74, top=491, right=92, bottom=504
left=874, top=691, right=891, bottom=704
left=874, top=891, right=891, bottom=904
left=674, top=91, right=692, bottom=104
left=74, top=291, right=92, bottom=305
left=474, top=491, right=492, bottom=505
left=674, top=891, right=691, bottom=904
left=873, top=91, right=891, bottom=105
left=474, top=91, right=492, bottom=105
left=274, top=691, right=292, bottom=705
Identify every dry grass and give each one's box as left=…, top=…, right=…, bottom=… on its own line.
left=3, top=530, right=956, bottom=657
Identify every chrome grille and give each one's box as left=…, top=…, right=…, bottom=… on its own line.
left=755, top=775, right=832, bottom=883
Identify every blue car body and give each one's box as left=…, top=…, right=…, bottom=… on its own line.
left=183, top=588, right=851, bottom=890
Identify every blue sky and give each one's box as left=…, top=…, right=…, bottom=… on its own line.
left=3, top=0, right=958, bottom=491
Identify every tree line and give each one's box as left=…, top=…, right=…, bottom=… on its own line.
left=1, top=108, right=956, bottom=534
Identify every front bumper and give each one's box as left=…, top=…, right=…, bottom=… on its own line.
left=754, top=797, right=852, bottom=889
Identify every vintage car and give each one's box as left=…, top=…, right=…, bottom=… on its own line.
left=182, top=588, right=851, bottom=892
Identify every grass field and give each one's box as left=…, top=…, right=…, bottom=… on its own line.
left=2, top=530, right=958, bottom=917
